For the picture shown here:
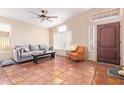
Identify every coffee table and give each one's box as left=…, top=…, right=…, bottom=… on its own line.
left=32, top=51, right=56, bottom=64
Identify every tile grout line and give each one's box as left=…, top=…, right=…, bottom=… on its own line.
left=1, top=67, right=15, bottom=85
left=91, top=62, right=98, bottom=85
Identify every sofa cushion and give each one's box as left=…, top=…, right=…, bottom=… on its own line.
left=33, top=50, right=44, bottom=54
left=20, top=52, right=32, bottom=58
left=20, top=50, right=45, bottom=58
left=29, top=45, right=39, bottom=51
left=39, top=44, right=48, bottom=50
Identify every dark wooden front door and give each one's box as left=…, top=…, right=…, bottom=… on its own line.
left=97, top=22, right=120, bottom=65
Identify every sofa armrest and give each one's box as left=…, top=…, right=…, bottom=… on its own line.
left=49, top=46, right=53, bottom=51
left=12, top=49, right=20, bottom=62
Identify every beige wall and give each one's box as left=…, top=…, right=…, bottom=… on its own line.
left=0, top=16, right=49, bottom=60
left=50, top=8, right=124, bottom=66
left=50, top=10, right=90, bottom=56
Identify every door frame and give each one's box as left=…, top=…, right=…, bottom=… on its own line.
left=89, top=18, right=122, bottom=65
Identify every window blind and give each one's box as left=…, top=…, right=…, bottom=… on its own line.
left=54, top=31, right=72, bottom=50
left=0, top=24, right=10, bottom=51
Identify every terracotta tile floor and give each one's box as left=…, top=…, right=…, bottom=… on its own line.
left=0, top=56, right=124, bottom=85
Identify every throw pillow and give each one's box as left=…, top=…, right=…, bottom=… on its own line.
left=29, top=45, right=39, bottom=51
left=15, top=47, right=23, bottom=56
left=39, top=44, right=48, bottom=50
left=15, top=45, right=30, bottom=53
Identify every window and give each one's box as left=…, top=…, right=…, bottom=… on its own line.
left=58, top=25, right=67, bottom=32
left=88, top=25, right=95, bottom=52
left=0, top=24, right=11, bottom=51
left=54, top=25, right=72, bottom=50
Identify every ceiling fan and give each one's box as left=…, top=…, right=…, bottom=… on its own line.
left=29, top=9, right=58, bottom=22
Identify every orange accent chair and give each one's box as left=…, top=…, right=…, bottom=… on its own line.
left=68, top=46, right=85, bottom=61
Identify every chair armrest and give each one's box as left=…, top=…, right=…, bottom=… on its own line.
left=68, top=50, right=76, bottom=53
left=70, top=50, right=75, bottom=52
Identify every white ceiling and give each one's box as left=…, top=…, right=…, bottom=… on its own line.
left=0, top=8, right=90, bottom=28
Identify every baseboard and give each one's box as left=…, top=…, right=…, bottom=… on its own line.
left=56, top=54, right=66, bottom=57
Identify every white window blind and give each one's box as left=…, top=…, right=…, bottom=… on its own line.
left=0, top=24, right=10, bottom=51
left=54, top=31, right=72, bottom=50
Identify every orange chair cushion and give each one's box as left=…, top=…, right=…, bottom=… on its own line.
left=68, top=52, right=78, bottom=57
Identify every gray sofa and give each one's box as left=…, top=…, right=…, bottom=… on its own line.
left=12, top=44, right=53, bottom=63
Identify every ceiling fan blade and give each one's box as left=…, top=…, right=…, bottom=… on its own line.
left=40, top=20, right=43, bottom=23
left=30, top=16, right=41, bottom=20
left=29, top=10, right=40, bottom=16
left=39, top=8, right=42, bottom=11
left=46, top=18, right=53, bottom=22
left=47, top=16, right=58, bottom=18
